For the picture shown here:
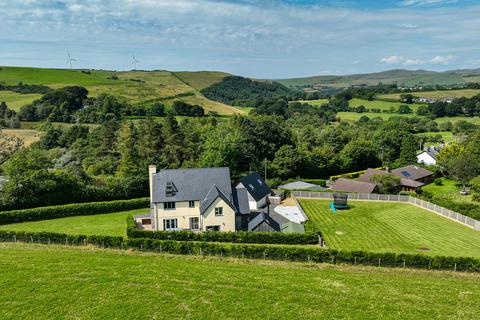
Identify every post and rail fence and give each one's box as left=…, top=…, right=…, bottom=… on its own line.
left=292, top=191, right=480, bottom=231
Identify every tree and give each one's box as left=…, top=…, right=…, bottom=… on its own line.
left=436, top=142, right=465, bottom=171
left=398, top=134, right=418, bottom=165
left=444, top=153, right=480, bottom=192
left=271, top=145, right=303, bottom=179
left=400, top=94, right=414, bottom=104
left=339, top=139, right=380, bottom=172
left=398, top=104, right=412, bottom=114
left=117, top=122, right=140, bottom=177
left=369, top=174, right=401, bottom=194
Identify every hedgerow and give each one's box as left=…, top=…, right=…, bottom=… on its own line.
left=0, top=198, right=149, bottom=225
left=0, top=229, right=478, bottom=272
left=127, top=215, right=319, bottom=245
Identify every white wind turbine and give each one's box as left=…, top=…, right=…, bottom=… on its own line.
left=66, top=53, right=76, bottom=69
left=131, top=55, right=140, bottom=70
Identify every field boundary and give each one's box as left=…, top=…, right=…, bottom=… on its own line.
left=292, top=191, right=480, bottom=231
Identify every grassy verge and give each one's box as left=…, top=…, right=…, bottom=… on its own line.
left=299, top=199, right=480, bottom=257
left=0, top=243, right=479, bottom=319
left=0, top=209, right=147, bottom=237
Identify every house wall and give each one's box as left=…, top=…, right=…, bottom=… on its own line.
left=202, top=197, right=236, bottom=232
left=154, top=200, right=200, bottom=231
left=236, top=182, right=266, bottom=210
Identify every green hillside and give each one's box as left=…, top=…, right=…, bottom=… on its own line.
left=1, top=243, right=479, bottom=319
left=277, top=68, right=480, bottom=88
left=0, top=66, right=242, bottom=115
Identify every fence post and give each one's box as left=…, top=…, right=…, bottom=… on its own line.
left=13, top=235, right=16, bottom=243
left=454, top=263, right=457, bottom=272
left=403, top=259, right=406, bottom=268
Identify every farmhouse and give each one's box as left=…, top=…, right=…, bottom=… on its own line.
left=147, top=166, right=249, bottom=232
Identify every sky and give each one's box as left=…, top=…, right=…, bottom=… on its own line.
left=1, top=0, right=479, bottom=78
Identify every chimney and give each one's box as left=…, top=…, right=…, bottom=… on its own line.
left=148, top=165, right=157, bottom=201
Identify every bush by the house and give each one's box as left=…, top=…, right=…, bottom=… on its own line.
left=0, top=198, right=149, bottom=225
left=1, top=229, right=479, bottom=272
left=127, top=216, right=318, bottom=245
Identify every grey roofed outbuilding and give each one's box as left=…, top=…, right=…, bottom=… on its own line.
left=238, top=172, right=272, bottom=201
left=278, top=181, right=326, bottom=191
left=248, top=212, right=281, bottom=232
left=152, top=167, right=233, bottom=204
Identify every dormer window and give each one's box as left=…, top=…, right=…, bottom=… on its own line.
left=248, top=184, right=255, bottom=191
left=166, top=181, right=177, bottom=197
left=257, top=179, right=263, bottom=186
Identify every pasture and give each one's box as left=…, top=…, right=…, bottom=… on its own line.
left=0, top=209, right=148, bottom=237
left=415, top=131, right=455, bottom=144
left=0, top=243, right=479, bottom=319
left=0, top=66, right=242, bottom=115
left=297, top=98, right=330, bottom=106
left=0, top=91, right=42, bottom=112
left=379, top=89, right=480, bottom=101
left=336, top=111, right=416, bottom=121
left=0, top=129, right=41, bottom=147
left=349, top=98, right=426, bottom=112
left=299, top=199, right=480, bottom=257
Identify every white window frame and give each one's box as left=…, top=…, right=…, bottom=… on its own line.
left=215, top=207, right=223, bottom=216
left=163, top=202, right=176, bottom=210
left=163, top=218, right=178, bottom=231
left=189, top=217, right=199, bottom=230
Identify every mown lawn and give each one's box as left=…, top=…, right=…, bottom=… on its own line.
left=0, top=243, right=479, bottom=319
left=299, top=199, right=480, bottom=257
left=0, top=209, right=148, bottom=237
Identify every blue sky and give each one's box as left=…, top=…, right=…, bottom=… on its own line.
left=1, top=0, right=479, bottom=78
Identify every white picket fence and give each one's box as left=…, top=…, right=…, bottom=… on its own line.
left=292, top=191, right=480, bottom=231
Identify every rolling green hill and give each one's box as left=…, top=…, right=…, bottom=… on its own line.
left=0, top=66, right=241, bottom=115
left=277, top=68, right=480, bottom=88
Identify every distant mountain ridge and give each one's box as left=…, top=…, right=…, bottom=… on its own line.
left=275, top=68, right=480, bottom=88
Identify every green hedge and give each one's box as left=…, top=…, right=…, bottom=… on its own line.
left=1, top=230, right=478, bottom=272
left=127, top=215, right=318, bottom=245
left=0, top=198, right=149, bottom=225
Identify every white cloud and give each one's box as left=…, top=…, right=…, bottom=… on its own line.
left=404, top=58, right=422, bottom=65
left=381, top=55, right=406, bottom=64
left=399, top=0, right=459, bottom=6
left=430, top=55, right=456, bottom=64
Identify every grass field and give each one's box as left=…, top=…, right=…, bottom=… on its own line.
left=336, top=111, right=417, bottom=121
left=0, top=129, right=41, bottom=146
left=299, top=199, right=480, bottom=257
left=379, top=89, right=480, bottom=101
left=0, top=243, right=479, bottom=319
left=349, top=98, right=426, bottom=112
left=296, top=99, right=330, bottom=106
left=0, top=91, right=42, bottom=111
left=422, top=178, right=475, bottom=204
left=0, top=209, right=147, bottom=237
left=174, top=71, right=230, bottom=90
left=0, top=66, right=242, bottom=115
left=415, top=131, right=455, bottom=144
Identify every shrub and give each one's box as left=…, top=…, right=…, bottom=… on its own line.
left=0, top=198, right=149, bottom=225
left=127, top=216, right=319, bottom=245
left=434, top=178, right=443, bottom=186
left=1, top=229, right=478, bottom=272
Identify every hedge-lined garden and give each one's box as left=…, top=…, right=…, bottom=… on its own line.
left=1, top=229, right=479, bottom=272
left=0, top=198, right=149, bottom=225
left=127, top=216, right=319, bottom=245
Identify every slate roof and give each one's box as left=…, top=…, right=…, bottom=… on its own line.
left=358, top=168, right=425, bottom=188
left=391, top=165, right=433, bottom=181
left=248, top=212, right=281, bottom=232
left=152, top=167, right=233, bottom=203
left=238, top=172, right=272, bottom=201
left=331, top=178, right=377, bottom=194
left=233, top=188, right=250, bottom=215
left=200, top=185, right=237, bottom=215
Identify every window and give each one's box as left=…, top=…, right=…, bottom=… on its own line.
left=215, top=207, right=223, bottom=216
left=248, top=184, right=255, bottom=191
left=189, top=200, right=195, bottom=208
left=190, top=217, right=199, bottom=230
left=163, top=218, right=178, bottom=231
left=163, top=202, right=176, bottom=210
left=206, top=225, right=220, bottom=231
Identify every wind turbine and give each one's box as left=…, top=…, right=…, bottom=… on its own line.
left=66, top=53, right=76, bottom=69
left=131, top=55, right=139, bottom=70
